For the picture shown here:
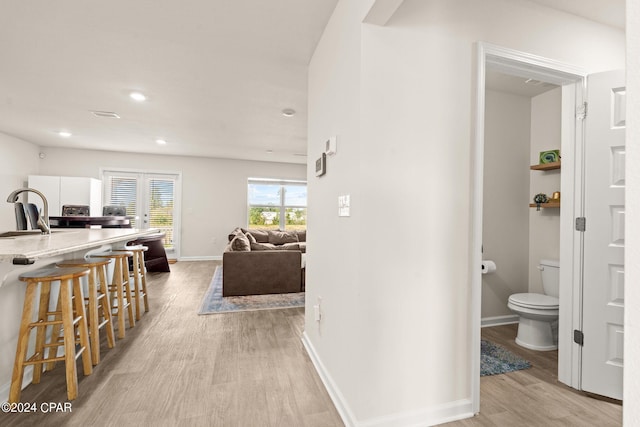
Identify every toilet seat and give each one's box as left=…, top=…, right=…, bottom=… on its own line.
left=508, top=293, right=558, bottom=310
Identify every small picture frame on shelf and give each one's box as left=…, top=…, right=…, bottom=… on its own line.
left=539, top=149, right=560, bottom=164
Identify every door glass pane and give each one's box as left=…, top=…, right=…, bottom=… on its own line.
left=148, top=178, right=175, bottom=250
left=108, top=176, right=138, bottom=227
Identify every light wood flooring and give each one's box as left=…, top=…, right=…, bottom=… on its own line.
left=0, top=261, right=343, bottom=427
left=443, top=324, right=622, bottom=427
left=0, top=261, right=622, bottom=427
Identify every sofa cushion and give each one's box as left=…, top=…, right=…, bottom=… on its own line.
left=298, top=242, right=306, bottom=253
left=268, top=230, right=299, bottom=245
left=230, top=233, right=251, bottom=251
left=245, top=232, right=257, bottom=244
left=250, top=242, right=277, bottom=251
left=295, top=229, right=306, bottom=242
left=280, top=242, right=301, bottom=251
left=242, top=228, right=270, bottom=243
left=228, top=227, right=244, bottom=242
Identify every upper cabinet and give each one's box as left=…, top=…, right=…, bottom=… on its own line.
left=27, top=175, right=102, bottom=216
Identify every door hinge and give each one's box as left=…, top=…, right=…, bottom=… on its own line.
left=577, top=102, right=588, bottom=120
left=575, top=217, right=586, bottom=232
left=574, top=330, right=584, bottom=346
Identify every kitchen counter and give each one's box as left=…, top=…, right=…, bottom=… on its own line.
left=0, top=228, right=159, bottom=263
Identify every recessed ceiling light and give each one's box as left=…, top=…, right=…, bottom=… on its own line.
left=58, top=131, right=72, bottom=138
left=130, top=92, right=147, bottom=102
left=91, top=110, right=120, bottom=119
left=266, top=149, right=274, bottom=154
left=281, top=108, right=296, bottom=117
left=155, top=139, right=167, bottom=145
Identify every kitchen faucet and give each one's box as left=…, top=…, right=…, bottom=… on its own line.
left=6, top=188, right=50, bottom=234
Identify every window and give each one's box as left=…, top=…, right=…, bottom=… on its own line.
left=103, top=169, right=181, bottom=256
left=248, top=179, right=307, bottom=230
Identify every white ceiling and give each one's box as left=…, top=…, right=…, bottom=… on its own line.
left=0, top=1, right=338, bottom=165
left=485, top=70, right=559, bottom=98
left=0, top=0, right=623, bottom=165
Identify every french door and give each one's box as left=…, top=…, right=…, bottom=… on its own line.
left=102, top=170, right=181, bottom=258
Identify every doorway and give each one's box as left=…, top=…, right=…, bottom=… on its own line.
left=102, top=168, right=182, bottom=259
left=471, top=42, right=588, bottom=412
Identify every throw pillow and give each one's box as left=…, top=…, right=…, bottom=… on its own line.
left=250, top=242, right=277, bottom=251
left=245, top=232, right=257, bottom=244
left=230, top=233, right=251, bottom=251
left=295, top=229, right=306, bottom=242
left=242, top=228, right=270, bottom=243
left=268, top=230, right=299, bottom=245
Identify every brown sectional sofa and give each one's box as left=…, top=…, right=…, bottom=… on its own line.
left=222, top=227, right=306, bottom=296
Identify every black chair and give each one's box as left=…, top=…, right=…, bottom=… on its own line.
left=62, top=205, right=90, bottom=216
left=102, top=205, right=127, bottom=216
left=25, top=203, right=40, bottom=230
left=14, top=202, right=28, bottom=230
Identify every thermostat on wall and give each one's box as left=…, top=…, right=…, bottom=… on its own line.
left=325, top=136, right=337, bottom=156
left=316, top=153, right=326, bottom=177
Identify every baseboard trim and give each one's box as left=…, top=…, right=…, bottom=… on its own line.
left=178, top=255, right=222, bottom=261
left=302, top=332, right=358, bottom=426
left=0, top=366, right=33, bottom=404
left=301, top=332, right=475, bottom=427
left=481, top=314, right=519, bottom=328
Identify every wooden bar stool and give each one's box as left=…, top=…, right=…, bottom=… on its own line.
left=91, top=251, right=135, bottom=339
left=56, top=258, right=116, bottom=365
left=113, top=245, right=149, bottom=320
left=10, top=266, right=93, bottom=403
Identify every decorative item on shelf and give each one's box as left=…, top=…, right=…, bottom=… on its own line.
left=551, top=191, right=561, bottom=202
left=539, top=149, right=560, bottom=164
left=533, top=193, right=548, bottom=211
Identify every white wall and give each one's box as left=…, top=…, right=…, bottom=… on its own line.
left=624, top=0, right=640, bottom=423
left=37, top=147, right=306, bottom=258
left=482, top=90, right=531, bottom=320
left=0, top=133, right=40, bottom=230
left=306, top=0, right=625, bottom=425
left=528, top=88, right=562, bottom=293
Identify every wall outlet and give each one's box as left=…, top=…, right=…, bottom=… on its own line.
left=314, top=296, right=322, bottom=321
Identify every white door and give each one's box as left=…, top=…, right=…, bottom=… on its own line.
left=581, top=70, right=625, bottom=400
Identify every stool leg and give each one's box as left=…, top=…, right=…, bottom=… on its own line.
left=87, top=267, right=100, bottom=365
left=121, top=257, right=135, bottom=328
left=139, top=253, right=149, bottom=313
left=32, top=281, right=51, bottom=384
left=60, top=278, right=80, bottom=401
left=113, top=258, right=127, bottom=339
left=46, top=296, right=62, bottom=372
left=131, top=251, right=142, bottom=321
left=72, top=277, right=93, bottom=376
left=98, top=264, right=116, bottom=348
left=9, top=282, right=37, bottom=404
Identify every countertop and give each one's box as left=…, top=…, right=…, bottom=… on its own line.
left=0, top=228, right=160, bottom=262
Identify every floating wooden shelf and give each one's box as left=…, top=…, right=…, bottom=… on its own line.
left=529, top=201, right=560, bottom=208
left=530, top=161, right=561, bottom=171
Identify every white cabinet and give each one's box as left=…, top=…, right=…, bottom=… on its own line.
left=27, top=175, right=102, bottom=216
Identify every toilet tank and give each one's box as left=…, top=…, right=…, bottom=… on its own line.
left=539, top=259, right=560, bottom=298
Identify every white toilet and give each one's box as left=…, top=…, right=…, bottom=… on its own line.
left=508, top=259, right=559, bottom=351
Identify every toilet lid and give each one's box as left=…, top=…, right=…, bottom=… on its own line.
left=509, top=293, right=559, bottom=309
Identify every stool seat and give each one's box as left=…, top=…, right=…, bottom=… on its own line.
left=11, top=266, right=92, bottom=403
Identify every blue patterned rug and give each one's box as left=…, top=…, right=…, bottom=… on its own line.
left=198, top=266, right=305, bottom=315
left=481, top=340, right=531, bottom=376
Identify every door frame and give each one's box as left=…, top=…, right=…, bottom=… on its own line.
left=471, top=42, right=588, bottom=412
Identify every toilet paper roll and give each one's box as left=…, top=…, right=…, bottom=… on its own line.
left=481, top=260, right=497, bottom=274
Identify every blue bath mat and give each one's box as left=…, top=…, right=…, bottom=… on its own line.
left=481, top=340, right=531, bottom=376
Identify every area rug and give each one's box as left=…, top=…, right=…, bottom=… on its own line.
left=198, top=266, right=305, bottom=315
left=481, top=340, right=531, bottom=376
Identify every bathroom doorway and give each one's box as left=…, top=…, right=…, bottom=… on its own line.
left=471, top=43, right=588, bottom=413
